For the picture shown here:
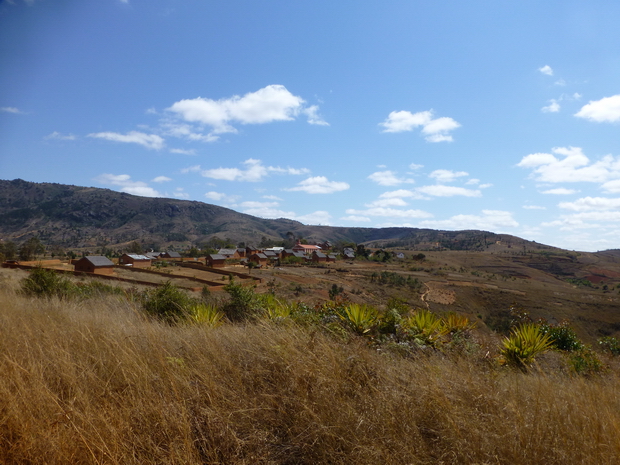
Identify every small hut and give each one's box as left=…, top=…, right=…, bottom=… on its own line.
left=74, top=256, right=115, bottom=275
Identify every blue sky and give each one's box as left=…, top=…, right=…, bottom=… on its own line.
left=2, top=1, right=620, bottom=252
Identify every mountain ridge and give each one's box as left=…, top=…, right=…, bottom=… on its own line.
left=0, top=178, right=560, bottom=252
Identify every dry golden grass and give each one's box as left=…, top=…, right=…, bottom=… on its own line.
left=2, top=278, right=620, bottom=464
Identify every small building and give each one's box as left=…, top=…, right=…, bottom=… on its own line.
left=245, top=246, right=259, bottom=255
left=263, top=250, right=279, bottom=260
left=311, top=251, right=328, bottom=263
left=144, top=252, right=161, bottom=260
left=218, top=248, right=240, bottom=259
left=236, top=248, right=247, bottom=258
left=292, top=240, right=321, bottom=255
left=248, top=253, right=268, bottom=267
left=160, top=251, right=182, bottom=260
left=206, top=254, right=227, bottom=268
left=74, top=256, right=115, bottom=275
left=119, top=253, right=152, bottom=268
left=327, top=253, right=338, bottom=263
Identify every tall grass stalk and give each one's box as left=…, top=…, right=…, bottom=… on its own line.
left=2, top=283, right=620, bottom=463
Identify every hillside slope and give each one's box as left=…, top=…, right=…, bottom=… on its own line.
left=0, top=178, right=536, bottom=250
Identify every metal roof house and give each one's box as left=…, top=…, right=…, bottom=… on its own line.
left=74, top=256, right=115, bottom=275
left=119, top=253, right=152, bottom=268
left=160, top=251, right=182, bottom=260
left=206, top=254, right=227, bottom=268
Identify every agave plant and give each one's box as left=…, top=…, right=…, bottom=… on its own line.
left=402, top=309, right=449, bottom=346
left=257, top=293, right=292, bottom=320
left=188, top=303, right=225, bottom=328
left=441, top=312, right=476, bottom=334
left=339, top=303, right=378, bottom=335
left=501, top=323, right=553, bottom=367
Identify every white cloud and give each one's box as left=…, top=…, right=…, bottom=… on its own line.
left=540, top=187, right=577, bottom=195
left=166, top=85, right=326, bottom=138
left=303, top=105, right=329, bottom=126
left=45, top=131, right=76, bottom=140
left=341, top=215, right=371, bottom=222
left=205, top=191, right=226, bottom=201
left=523, top=205, right=546, bottom=210
left=517, top=146, right=620, bottom=184
left=0, top=107, right=22, bottom=114
left=169, top=148, right=196, bottom=155
left=419, top=210, right=518, bottom=230
left=559, top=197, right=620, bottom=212
left=380, top=110, right=432, bottom=132
left=88, top=131, right=164, bottom=150
left=539, top=65, right=553, bottom=76
left=380, top=110, right=460, bottom=142
left=152, top=176, right=172, bottom=183
left=285, top=176, right=350, bottom=194
left=575, top=95, right=620, bottom=123
left=239, top=200, right=280, bottom=209
left=416, top=185, right=481, bottom=197
left=429, top=169, right=468, bottom=183
left=94, top=173, right=161, bottom=197
left=479, top=183, right=493, bottom=189
left=368, top=170, right=413, bottom=186
left=542, top=99, right=560, bottom=113
left=262, top=195, right=283, bottom=201
left=296, top=211, right=332, bottom=225
left=365, top=198, right=409, bottom=208
left=345, top=207, right=433, bottom=219
left=173, top=188, right=189, bottom=199
left=201, top=158, right=309, bottom=182
left=409, top=163, right=424, bottom=170
left=379, top=189, right=425, bottom=199
left=160, top=121, right=219, bottom=143
left=181, top=165, right=201, bottom=173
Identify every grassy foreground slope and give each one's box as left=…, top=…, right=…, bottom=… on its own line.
left=2, top=273, right=620, bottom=464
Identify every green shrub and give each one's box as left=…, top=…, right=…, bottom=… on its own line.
left=20, top=268, right=73, bottom=299
left=338, top=303, right=378, bottom=336
left=501, top=323, right=553, bottom=367
left=222, top=277, right=255, bottom=321
left=538, top=320, right=583, bottom=352
left=599, top=336, right=620, bottom=356
left=188, top=303, right=225, bottom=327
left=402, top=309, right=448, bottom=347
left=142, top=282, right=194, bottom=322
left=569, top=346, right=604, bottom=376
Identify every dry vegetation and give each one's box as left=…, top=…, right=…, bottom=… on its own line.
left=2, top=268, right=620, bottom=464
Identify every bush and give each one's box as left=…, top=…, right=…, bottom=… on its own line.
left=401, top=309, right=448, bottom=347
left=222, top=277, right=255, bottom=321
left=599, top=336, right=620, bottom=356
left=142, top=282, right=194, bottom=322
left=569, top=346, right=604, bottom=376
left=188, top=303, right=225, bottom=327
left=538, top=320, right=583, bottom=352
left=501, top=323, right=553, bottom=367
left=338, top=303, right=378, bottom=336
left=20, top=268, right=73, bottom=299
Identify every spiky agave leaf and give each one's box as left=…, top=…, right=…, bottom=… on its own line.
left=188, top=303, right=225, bottom=328
left=339, top=303, right=378, bottom=335
left=501, top=323, right=553, bottom=367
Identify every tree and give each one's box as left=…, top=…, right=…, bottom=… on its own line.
left=0, top=241, right=18, bottom=261
left=127, top=241, right=143, bottom=254
left=18, top=237, right=45, bottom=261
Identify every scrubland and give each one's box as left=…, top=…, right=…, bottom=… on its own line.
left=2, top=270, right=620, bottom=464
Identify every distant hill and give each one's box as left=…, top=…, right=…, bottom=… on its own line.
left=0, top=178, right=556, bottom=251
